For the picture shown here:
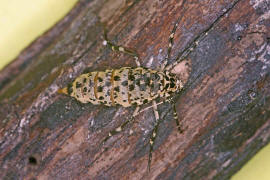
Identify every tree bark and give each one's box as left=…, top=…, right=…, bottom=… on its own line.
left=1, top=0, right=270, bottom=179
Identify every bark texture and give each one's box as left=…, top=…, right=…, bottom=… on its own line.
left=0, top=0, right=270, bottom=179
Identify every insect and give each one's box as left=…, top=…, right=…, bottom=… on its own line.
left=59, top=67, right=183, bottom=107
left=58, top=21, right=191, bottom=171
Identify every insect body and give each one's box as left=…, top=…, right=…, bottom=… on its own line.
left=59, top=67, right=183, bottom=107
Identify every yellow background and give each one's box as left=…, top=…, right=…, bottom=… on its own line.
left=0, top=1, right=269, bottom=179
left=0, top=0, right=78, bottom=69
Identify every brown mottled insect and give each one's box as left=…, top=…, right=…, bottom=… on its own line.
left=58, top=21, right=193, bottom=170
left=59, top=67, right=183, bottom=107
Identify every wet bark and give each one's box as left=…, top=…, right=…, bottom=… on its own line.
left=1, top=0, right=270, bottom=179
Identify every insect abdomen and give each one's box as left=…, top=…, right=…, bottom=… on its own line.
left=59, top=67, right=169, bottom=107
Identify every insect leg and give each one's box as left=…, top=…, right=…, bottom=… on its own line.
left=103, top=29, right=141, bottom=67
left=132, top=106, right=140, bottom=117
left=173, top=102, right=183, bottom=134
left=160, top=22, right=179, bottom=70
left=148, top=100, right=160, bottom=171
left=102, top=107, right=140, bottom=144
left=165, top=23, right=212, bottom=71
left=133, top=101, right=165, bottom=116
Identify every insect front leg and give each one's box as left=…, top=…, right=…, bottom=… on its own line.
left=160, top=22, right=179, bottom=70
left=172, top=101, right=184, bottom=134
left=103, top=29, right=141, bottom=67
left=146, top=99, right=184, bottom=171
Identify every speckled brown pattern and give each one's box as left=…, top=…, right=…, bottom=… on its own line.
left=60, top=67, right=183, bottom=107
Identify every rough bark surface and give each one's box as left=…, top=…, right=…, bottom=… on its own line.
left=0, top=0, right=270, bottom=179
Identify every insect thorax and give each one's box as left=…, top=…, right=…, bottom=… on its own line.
left=60, top=67, right=183, bottom=107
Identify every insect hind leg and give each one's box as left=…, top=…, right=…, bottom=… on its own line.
left=102, top=107, right=140, bottom=144
left=103, top=29, right=141, bottom=67
left=147, top=100, right=161, bottom=171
